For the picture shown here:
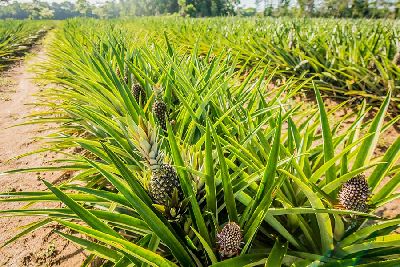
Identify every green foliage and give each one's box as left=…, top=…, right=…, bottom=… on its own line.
left=116, top=17, right=400, bottom=107
left=0, top=21, right=49, bottom=70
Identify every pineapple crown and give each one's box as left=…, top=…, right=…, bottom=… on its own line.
left=131, top=119, right=164, bottom=171
left=153, top=84, right=164, bottom=101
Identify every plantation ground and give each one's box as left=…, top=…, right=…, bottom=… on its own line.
left=0, top=40, right=85, bottom=266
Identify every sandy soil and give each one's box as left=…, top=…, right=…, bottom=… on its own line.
left=0, top=43, right=86, bottom=266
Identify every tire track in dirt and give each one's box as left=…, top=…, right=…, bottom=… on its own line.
left=0, top=38, right=86, bottom=266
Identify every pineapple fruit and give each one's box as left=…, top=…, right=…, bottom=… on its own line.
left=152, top=86, right=168, bottom=131
left=217, top=222, right=243, bottom=258
left=338, top=174, right=370, bottom=212
left=132, top=83, right=146, bottom=106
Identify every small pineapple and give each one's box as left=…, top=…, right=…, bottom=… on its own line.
left=131, top=120, right=185, bottom=218
left=338, top=174, right=370, bottom=212
left=152, top=86, right=168, bottom=131
left=217, top=222, right=242, bottom=258
left=132, top=83, right=146, bottom=106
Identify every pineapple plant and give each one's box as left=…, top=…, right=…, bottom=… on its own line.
left=130, top=119, right=186, bottom=219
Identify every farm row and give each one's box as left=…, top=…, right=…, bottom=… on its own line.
left=0, top=21, right=50, bottom=70
left=115, top=17, right=400, bottom=105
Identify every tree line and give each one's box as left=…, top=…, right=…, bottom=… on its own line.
left=0, top=0, right=238, bottom=19
left=259, top=0, right=400, bottom=19
left=0, top=0, right=399, bottom=19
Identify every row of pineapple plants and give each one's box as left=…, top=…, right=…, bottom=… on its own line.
left=1, top=19, right=400, bottom=266
left=0, top=20, right=51, bottom=70
left=104, top=17, right=400, bottom=108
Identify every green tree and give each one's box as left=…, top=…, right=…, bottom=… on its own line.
left=76, top=0, right=91, bottom=17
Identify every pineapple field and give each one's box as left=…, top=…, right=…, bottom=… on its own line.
left=1, top=17, right=400, bottom=267
left=0, top=21, right=50, bottom=70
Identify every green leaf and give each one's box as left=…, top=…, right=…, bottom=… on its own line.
left=210, top=253, right=267, bottom=267
left=208, top=119, right=238, bottom=222
left=191, top=227, right=218, bottom=264
left=373, top=171, right=400, bottom=203
left=56, top=219, right=176, bottom=267
left=166, top=121, right=211, bottom=246
left=56, top=230, right=123, bottom=262
left=86, top=159, right=193, bottom=266
left=358, top=259, right=400, bottom=267
left=279, top=169, right=334, bottom=254
left=205, top=120, right=217, bottom=222
left=253, top=111, right=281, bottom=208
left=314, top=82, right=335, bottom=185
left=265, top=240, right=287, bottom=267
left=339, top=234, right=400, bottom=256
left=369, top=136, right=400, bottom=193
left=352, top=90, right=391, bottom=171
left=42, top=180, right=120, bottom=238
left=339, top=219, right=400, bottom=247
left=101, top=143, right=153, bottom=205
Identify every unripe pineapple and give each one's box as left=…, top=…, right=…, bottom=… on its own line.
left=131, top=120, right=185, bottom=218
left=152, top=86, right=168, bottom=131
left=217, top=222, right=242, bottom=258
left=149, top=164, right=180, bottom=205
left=338, top=174, right=370, bottom=212
left=132, top=83, right=146, bottom=106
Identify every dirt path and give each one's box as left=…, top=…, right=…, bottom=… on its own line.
left=0, top=41, right=86, bottom=266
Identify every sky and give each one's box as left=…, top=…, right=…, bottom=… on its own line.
left=240, top=0, right=256, bottom=8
